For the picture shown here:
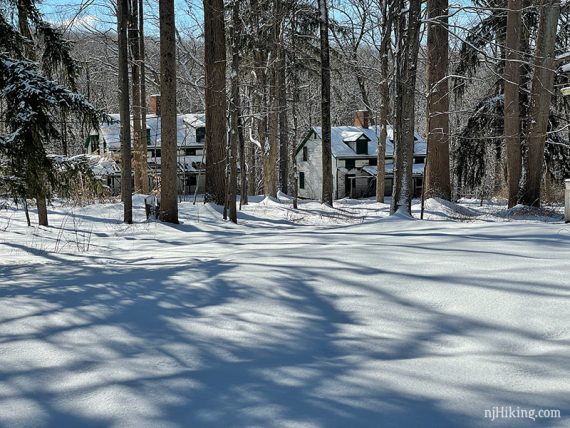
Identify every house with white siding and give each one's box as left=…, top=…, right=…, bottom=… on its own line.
left=86, top=95, right=206, bottom=195
left=295, top=111, right=426, bottom=200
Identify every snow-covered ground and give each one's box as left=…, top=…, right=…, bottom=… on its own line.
left=0, top=196, right=569, bottom=427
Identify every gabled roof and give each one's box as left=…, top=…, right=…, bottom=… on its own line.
left=99, top=113, right=205, bottom=150
left=298, top=125, right=426, bottom=159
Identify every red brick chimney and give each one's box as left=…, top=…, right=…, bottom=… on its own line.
left=149, top=94, right=161, bottom=116
left=353, top=110, right=369, bottom=128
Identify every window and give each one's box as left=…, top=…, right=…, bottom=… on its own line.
left=196, top=127, right=205, bottom=143
left=369, top=158, right=377, bottom=166
left=302, top=146, right=308, bottom=161
left=299, top=172, right=305, bottom=189
left=185, top=148, right=197, bottom=156
left=345, top=159, right=355, bottom=169
left=356, top=138, right=368, bottom=155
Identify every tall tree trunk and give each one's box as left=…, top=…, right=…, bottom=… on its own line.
left=522, top=0, right=560, bottom=206
left=278, top=43, right=289, bottom=194
left=129, top=0, right=144, bottom=193
left=204, top=0, right=228, bottom=205
left=391, top=0, right=422, bottom=215
left=504, top=0, right=522, bottom=208
left=318, top=0, right=333, bottom=206
left=228, top=0, right=241, bottom=223
left=265, top=65, right=279, bottom=198
left=139, top=0, right=148, bottom=193
left=257, top=72, right=269, bottom=196
left=239, top=116, right=247, bottom=206
left=36, top=189, right=48, bottom=226
left=425, top=0, right=451, bottom=200
left=247, top=140, right=257, bottom=196
left=118, top=0, right=133, bottom=224
left=376, top=0, right=393, bottom=203
left=291, top=14, right=300, bottom=210
left=158, top=0, right=178, bottom=223
left=263, top=2, right=279, bottom=199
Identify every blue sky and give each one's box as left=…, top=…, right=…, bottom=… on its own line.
left=39, top=0, right=204, bottom=35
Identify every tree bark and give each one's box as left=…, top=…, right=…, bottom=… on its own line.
left=319, top=0, right=333, bottom=206
left=36, top=191, right=48, bottom=226
left=204, top=0, right=228, bottom=205
left=265, top=63, right=279, bottom=198
left=391, top=0, right=422, bottom=215
left=247, top=143, right=257, bottom=196
left=522, top=0, right=560, bottom=207
left=158, top=0, right=178, bottom=223
left=239, top=116, right=247, bottom=206
left=129, top=0, right=144, bottom=193
left=278, top=43, right=289, bottom=195
left=504, top=0, right=522, bottom=208
left=228, top=0, right=241, bottom=223
left=425, top=0, right=451, bottom=200
left=290, top=11, right=300, bottom=209
left=118, top=0, right=133, bottom=224
left=262, top=1, right=280, bottom=199
left=139, top=0, right=148, bottom=193
left=376, top=0, right=393, bottom=203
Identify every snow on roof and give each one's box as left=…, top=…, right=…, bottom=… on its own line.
left=99, top=114, right=205, bottom=150
left=310, top=125, right=426, bottom=158
left=85, top=155, right=121, bottom=177
left=362, top=163, right=425, bottom=177
left=85, top=154, right=204, bottom=177
left=182, top=113, right=206, bottom=128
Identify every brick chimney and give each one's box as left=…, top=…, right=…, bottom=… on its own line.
left=149, top=94, right=161, bottom=116
left=353, top=110, right=369, bottom=128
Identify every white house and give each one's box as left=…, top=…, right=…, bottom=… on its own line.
left=295, top=111, right=427, bottom=200
left=87, top=95, right=206, bottom=195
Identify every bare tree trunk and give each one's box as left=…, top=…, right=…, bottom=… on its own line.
left=118, top=0, right=133, bottom=224
left=278, top=43, right=289, bottom=195
left=228, top=0, right=241, bottom=223
left=522, top=0, right=560, bottom=207
left=263, top=3, right=279, bottom=199
left=139, top=0, right=148, bottom=193
left=247, top=142, right=257, bottom=196
left=158, top=0, right=178, bottom=223
left=376, top=0, right=393, bottom=203
left=504, top=0, right=522, bottom=208
left=391, top=0, right=422, bottom=215
left=23, top=198, right=31, bottom=227
left=291, top=12, right=300, bottom=209
left=204, top=0, right=228, bottom=205
left=319, top=0, right=333, bottom=206
left=36, top=191, right=48, bottom=226
left=425, top=0, right=451, bottom=200
left=239, top=116, right=247, bottom=207
left=129, top=0, right=144, bottom=193
left=265, top=74, right=279, bottom=198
